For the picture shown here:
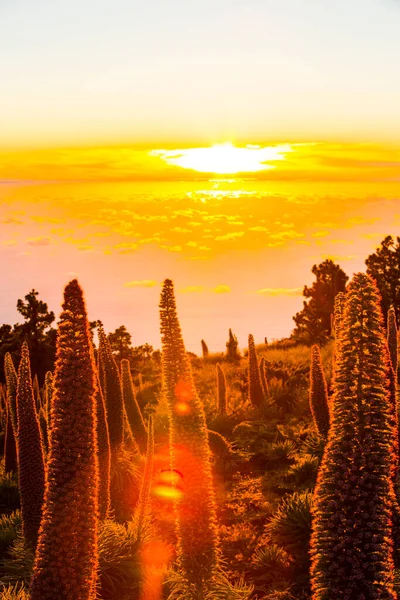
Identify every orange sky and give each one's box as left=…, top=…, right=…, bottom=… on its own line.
left=1, top=141, right=399, bottom=352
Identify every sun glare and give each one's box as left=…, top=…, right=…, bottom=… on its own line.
left=150, top=142, right=293, bottom=174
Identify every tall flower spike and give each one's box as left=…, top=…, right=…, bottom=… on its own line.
left=121, top=359, right=147, bottom=453
left=43, top=371, right=53, bottom=427
left=96, top=379, right=111, bottom=520
left=16, top=342, right=45, bottom=547
left=387, top=306, right=398, bottom=374
left=4, top=401, right=18, bottom=473
left=216, top=363, right=227, bottom=416
left=259, top=356, right=269, bottom=399
left=4, top=353, right=19, bottom=472
left=97, top=323, right=124, bottom=450
left=309, top=345, right=330, bottom=439
left=310, top=273, right=397, bottom=600
left=30, top=279, right=99, bottom=600
left=248, top=334, right=265, bottom=407
left=133, top=415, right=154, bottom=537
left=160, top=279, right=219, bottom=592
left=4, top=353, right=18, bottom=434
left=201, top=339, right=209, bottom=359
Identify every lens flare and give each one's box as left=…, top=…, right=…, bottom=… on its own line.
left=152, top=469, right=184, bottom=501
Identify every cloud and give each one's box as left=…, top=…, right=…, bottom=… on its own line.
left=311, top=231, right=330, bottom=238
left=257, top=287, right=303, bottom=296
left=124, top=280, right=158, bottom=288
left=26, top=236, right=51, bottom=246
left=249, top=226, right=269, bottom=232
left=1, top=239, right=17, bottom=247
left=214, top=285, right=231, bottom=294
left=1, top=217, right=23, bottom=225
left=215, top=231, right=245, bottom=241
left=179, top=285, right=204, bottom=293
left=320, top=253, right=358, bottom=261
left=171, top=227, right=191, bottom=233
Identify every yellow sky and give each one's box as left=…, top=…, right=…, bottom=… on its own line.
left=1, top=140, right=399, bottom=351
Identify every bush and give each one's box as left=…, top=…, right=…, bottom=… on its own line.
left=98, top=520, right=142, bottom=600
left=265, top=492, right=312, bottom=559
left=0, top=584, right=30, bottom=600
left=249, top=544, right=292, bottom=592
left=251, top=441, right=297, bottom=470
left=110, top=447, right=141, bottom=521
left=284, top=456, right=319, bottom=490
left=0, top=472, right=20, bottom=513
left=0, top=511, right=22, bottom=558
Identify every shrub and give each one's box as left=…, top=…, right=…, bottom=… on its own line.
left=266, top=491, right=312, bottom=559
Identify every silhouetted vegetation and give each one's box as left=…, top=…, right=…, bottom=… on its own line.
left=1, top=239, right=400, bottom=598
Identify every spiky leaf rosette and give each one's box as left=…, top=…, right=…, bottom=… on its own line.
left=4, top=353, right=18, bottom=432
left=30, top=279, right=99, bottom=600
left=121, top=359, right=147, bottom=453
left=16, top=342, right=45, bottom=548
left=216, top=363, right=227, bottom=415
left=310, top=273, right=397, bottom=600
left=388, top=306, right=398, bottom=375
left=96, top=381, right=111, bottom=520
left=160, top=279, right=219, bottom=590
left=259, top=356, right=269, bottom=399
left=98, top=324, right=124, bottom=450
left=133, top=416, right=154, bottom=537
left=248, top=334, right=265, bottom=407
left=309, top=345, right=330, bottom=439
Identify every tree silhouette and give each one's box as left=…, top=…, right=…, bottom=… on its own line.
left=292, top=260, right=348, bottom=344
left=107, top=325, right=133, bottom=362
left=366, top=235, right=400, bottom=323
left=14, top=290, right=56, bottom=383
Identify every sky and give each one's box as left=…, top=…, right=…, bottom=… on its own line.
left=1, top=0, right=400, bottom=146
left=1, top=1, right=400, bottom=352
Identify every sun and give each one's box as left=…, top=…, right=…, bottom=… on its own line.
left=150, top=142, right=293, bottom=174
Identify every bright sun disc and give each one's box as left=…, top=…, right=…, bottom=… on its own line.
left=150, top=142, right=293, bottom=174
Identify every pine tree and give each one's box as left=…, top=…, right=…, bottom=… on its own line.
left=248, top=334, right=265, bottom=407
left=97, top=323, right=124, bottom=450
left=160, top=279, right=219, bottom=593
left=30, top=280, right=99, bottom=600
left=259, top=356, right=269, bottom=399
left=201, top=339, right=209, bottom=359
left=387, top=306, right=398, bottom=375
left=310, top=273, right=397, bottom=600
left=16, top=342, right=45, bottom=548
left=309, top=346, right=330, bottom=439
left=121, top=359, right=147, bottom=453
left=96, top=381, right=111, bottom=521
left=216, top=363, right=227, bottom=415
